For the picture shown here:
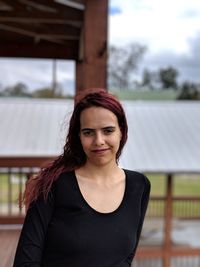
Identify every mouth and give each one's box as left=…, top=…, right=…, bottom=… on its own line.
left=91, top=148, right=110, bottom=154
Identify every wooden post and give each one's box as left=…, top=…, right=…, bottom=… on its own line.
left=52, top=59, right=57, bottom=96
left=163, top=173, right=173, bottom=267
left=76, top=0, right=108, bottom=93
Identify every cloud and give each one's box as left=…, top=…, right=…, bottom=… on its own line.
left=139, top=31, right=200, bottom=83
left=109, top=0, right=200, bottom=54
left=1, top=1, right=200, bottom=90
left=109, top=0, right=200, bottom=84
left=0, top=58, right=75, bottom=92
left=180, top=8, right=200, bottom=19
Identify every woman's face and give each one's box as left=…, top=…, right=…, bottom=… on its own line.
left=79, top=106, right=122, bottom=167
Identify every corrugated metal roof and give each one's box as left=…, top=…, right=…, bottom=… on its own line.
left=0, top=98, right=200, bottom=173
left=120, top=101, right=200, bottom=173
left=0, top=98, right=73, bottom=156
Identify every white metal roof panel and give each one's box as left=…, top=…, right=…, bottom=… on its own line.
left=0, top=98, right=73, bottom=156
left=120, top=101, right=200, bottom=172
left=0, top=98, right=200, bottom=173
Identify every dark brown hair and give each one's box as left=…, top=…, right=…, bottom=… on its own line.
left=23, top=89, right=128, bottom=208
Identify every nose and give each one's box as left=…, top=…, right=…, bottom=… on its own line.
left=94, top=132, right=105, bottom=146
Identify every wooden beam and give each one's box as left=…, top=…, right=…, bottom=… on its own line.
left=18, top=0, right=58, bottom=13
left=171, top=248, right=200, bottom=256
left=0, top=21, right=80, bottom=35
left=0, top=17, right=82, bottom=27
left=163, top=174, right=173, bottom=267
left=136, top=247, right=165, bottom=258
left=54, top=0, right=85, bottom=10
left=0, top=157, right=56, bottom=168
left=0, top=2, right=84, bottom=21
left=0, top=23, right=78, bottom=44
left=136, top=247, right=200, bottom=259
left=76, top=0, right=108, bottom=92
left=0, top=43, right=79, bottom=59
left=0, top=216, right=24, bottom=224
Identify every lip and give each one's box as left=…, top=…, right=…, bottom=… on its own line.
left=91, top=148, right=110, bottom=154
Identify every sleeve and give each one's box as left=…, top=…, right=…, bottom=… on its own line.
left=132, top=175, right=151, bottom=257
left=12, top=190, right=55, bottom=267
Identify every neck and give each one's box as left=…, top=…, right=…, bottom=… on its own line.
left=76, top=161, right=122, bottom=182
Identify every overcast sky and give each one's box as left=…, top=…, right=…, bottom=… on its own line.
left=1, top=0, right=200, bottom=94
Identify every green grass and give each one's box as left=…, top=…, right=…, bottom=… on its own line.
left=173, top=175, right=200, bottom=195
left=0, top=173, right=200, bottom=217
left=146, top=174, right=166, bottom=196
left=111, top=89, right=178, bottom=101
left=145, top=173, right=200, bottom=217
left=0, top=173, right=200, bottom=202
left=0, top=174, right=25, bottom=204
left=145, top=173, right=200, bottom=196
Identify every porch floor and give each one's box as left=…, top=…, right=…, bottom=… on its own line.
left=1, top=220, right=200, bottom=267
left=0, top=226, right=20, bottom=267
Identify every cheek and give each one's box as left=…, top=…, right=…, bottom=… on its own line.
left=80, top=136, right=91, bottom=150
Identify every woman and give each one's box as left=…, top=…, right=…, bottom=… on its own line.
left=13, top=89, right=150, bottom=267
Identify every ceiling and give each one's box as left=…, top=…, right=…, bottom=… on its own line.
left=0, top=0, right=85, bottom=59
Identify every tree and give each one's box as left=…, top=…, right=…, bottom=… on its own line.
left=177, top=82, right=200, bottom=100
left=108, top=43, right=146, bottom=90
left=0, top=83, right=3, bottom=96
left=32, top=83, right=64, bottom=98
left=141, top=69, right=155, bottom=89
left=3, top=82, right=30, bottom=97
left=159, top=66, right=179, bottom=89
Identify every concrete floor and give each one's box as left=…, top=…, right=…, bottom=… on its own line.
left=1, top=219, right=200, bottom=267
left=140, top=218, right=200, bottom=248
left=131, top=219, right=200, bottom=267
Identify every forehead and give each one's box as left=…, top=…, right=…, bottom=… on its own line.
left=80, top=107, right=118, bottom=127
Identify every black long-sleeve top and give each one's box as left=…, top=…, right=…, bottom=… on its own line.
left=13, top=169, right=150, bottom=267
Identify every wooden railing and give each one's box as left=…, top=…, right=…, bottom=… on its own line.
left=1, top=169, right=200, bottom=220
left=0, top=159, right=200, bottom=267
left=0, top=168, right=35, bottom=218
left=0, top=156, right=54, bottom=224
left=147, top=196, right=200, bottom=219
left=134, top=252, right=200, bottom=267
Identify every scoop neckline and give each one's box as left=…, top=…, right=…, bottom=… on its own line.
left=72, top=169, right=128, bottom=216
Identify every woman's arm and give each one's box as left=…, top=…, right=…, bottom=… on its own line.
left=125, top=175, right=151, bottom=265
left=133, top=175, right=151, bottom=257
left=13, top=191, right=55, bottom=267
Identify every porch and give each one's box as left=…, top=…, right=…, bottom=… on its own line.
left=0, top=160, right=200, bottom=267
left=0, top=226, right=20, bottom=267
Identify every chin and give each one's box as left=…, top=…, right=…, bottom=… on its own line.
left=90, top=157, right=116, bottom=167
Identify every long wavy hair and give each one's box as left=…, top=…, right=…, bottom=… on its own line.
left=23, top=89, right=128, bottom=208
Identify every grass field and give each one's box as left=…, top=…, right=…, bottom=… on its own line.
left=146, top=174, right=200, bottom=217
left=111, top=89, right=179, bottom=101
left=0, top=174, right=25, bottom=204
left=146, top=173, right=200, bottom=196
left=0, top=173, right=200, bottom=217
left=0, top=173, right=200, bottom=202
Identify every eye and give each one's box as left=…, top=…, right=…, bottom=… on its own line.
left=103, top=127, right=115, bottom=135
left=81, top=129, right=94, bottom=136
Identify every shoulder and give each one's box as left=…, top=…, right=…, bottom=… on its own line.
left=55, top=170, right=75, bottom=184
left=53, top=170, right=76, bottom=192
left=124, top=169, right=151, bottom=191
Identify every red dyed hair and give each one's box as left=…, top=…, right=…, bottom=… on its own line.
left=23, top=89, right=128, bottom=208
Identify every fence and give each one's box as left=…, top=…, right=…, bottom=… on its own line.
left=0, top=165, right=200, bottom=267
left=147, top=196, right=200, bottom=219
left=1, top=169, right=200, bottom=219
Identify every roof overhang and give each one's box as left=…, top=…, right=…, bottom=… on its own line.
left=0, top=0, right=85, bottom=59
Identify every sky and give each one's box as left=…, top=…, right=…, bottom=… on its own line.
left=1, top=0, right=200, bottom=94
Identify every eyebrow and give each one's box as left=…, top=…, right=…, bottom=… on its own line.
left=81, top=126, right=116, bottom=131
left=102, top=126, right=116, bottom=130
